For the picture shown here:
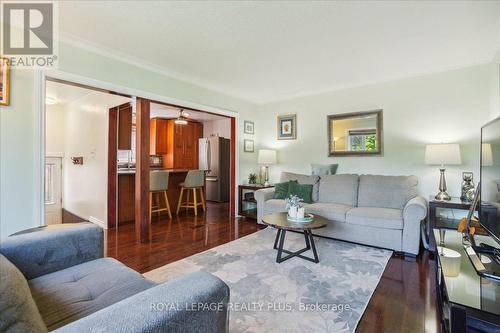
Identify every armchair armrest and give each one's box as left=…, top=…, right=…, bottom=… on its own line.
left=402, top=196, right=428, bottom=255
left=0, top=223, right=103, bottom=279
left=53, top=271, right=230, bottom=333
left=403, top=196, right=427, bottom=222
left=255, top=188, right=276, bottom=224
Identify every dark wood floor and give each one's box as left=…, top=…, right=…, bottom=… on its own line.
left=106, top=202, right=439, bottom=333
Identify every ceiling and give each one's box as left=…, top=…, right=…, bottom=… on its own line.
left=59, top=1, right=500, bottom=104
left=46, top=81, right=227, bottom=121
left=46, top=81, right=130, bottom=110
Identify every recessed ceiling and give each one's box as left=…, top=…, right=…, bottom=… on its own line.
left=59, top=1, right=500, bottom=103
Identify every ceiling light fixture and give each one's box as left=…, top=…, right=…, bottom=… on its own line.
left=174, top=109, right=189, bottom=125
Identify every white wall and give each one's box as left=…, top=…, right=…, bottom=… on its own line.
left=203, top=118, right=231, bottom=138
left=257, top=64, right=493, bottom=198
left=490, top=49, right=500, bottom=119
left=46, top=104, right=66, bottom=154
left=61, top=92, right=129, bottom=226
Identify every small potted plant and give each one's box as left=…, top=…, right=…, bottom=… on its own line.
left=248, top=173, right=257, bottom=184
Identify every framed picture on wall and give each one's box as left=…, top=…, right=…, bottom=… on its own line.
left=244, top=139, right=254, bottom=152
left=244, top=120, right=254, bottom=134
left=0, top=58, right=11, bottom=106
left=277, top=114, right=296, bottom=140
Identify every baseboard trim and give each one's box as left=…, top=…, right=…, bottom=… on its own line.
left=89, top=216, right=108, bottom=230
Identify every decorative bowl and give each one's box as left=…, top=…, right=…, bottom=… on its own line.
left=287, top=213, right=314, bottom=223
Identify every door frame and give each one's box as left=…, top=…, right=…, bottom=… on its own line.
left=34, top=69, right=240, bottom=227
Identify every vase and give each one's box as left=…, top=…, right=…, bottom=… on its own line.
left=288, top=206, right=298, bottom=218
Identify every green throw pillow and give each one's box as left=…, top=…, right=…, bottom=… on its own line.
left=287, top=182, right=313, bottom=204
left=273, top=180, right=297, bottom=199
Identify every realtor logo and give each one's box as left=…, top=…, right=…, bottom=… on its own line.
left=1, top=1, right=58, bottom=67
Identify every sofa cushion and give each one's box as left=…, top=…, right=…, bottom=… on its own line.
left=264, top=199, right=288, bottom=214
left=273, top=180, right=297, bottom=200
left=357, top=175, right=418, bottom=209
left=306, top=203, right=352, bottom=222
left=0, top=255, right=47, bottom=333
left=346, top=207, right=404, bottom=230
left=318, top=174, right=359, bottom=206
left=29, top=257, right=156, bottom=331
left=280, top=172, right=320, bottom=202
left=288, top=182, right=313, bottom=203
left=311, top=163, right=338, bottom=176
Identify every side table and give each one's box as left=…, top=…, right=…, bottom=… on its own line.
left=238, top=184, right=274, bottom=219
left=427, top=196, right=474, bottom=252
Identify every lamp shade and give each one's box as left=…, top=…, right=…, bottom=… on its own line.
left=425, top=144, right=461, bottom=166
left=258, top=149, right=277, bottom=164
left=482, top=143, right=493, bottom=166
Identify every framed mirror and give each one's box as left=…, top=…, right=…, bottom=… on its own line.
left=328, top=110, right=383, bottom=156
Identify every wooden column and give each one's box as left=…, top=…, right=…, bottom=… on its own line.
left=135, top=98, right=150, bottom=242
left=230, top=117, right=236, bottom=217
left=107, top=107, right=118, bottom=229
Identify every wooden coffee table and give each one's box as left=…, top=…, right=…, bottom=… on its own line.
left=261, top=212, right=328, bottom=263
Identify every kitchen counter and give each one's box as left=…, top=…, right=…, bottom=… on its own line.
left=117, top=169, right=197, bottom=224
left=117, top=168, right=191, bottom=175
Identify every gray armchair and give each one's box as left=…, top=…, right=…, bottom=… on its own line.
left=0, top=223, right=229, bottom=333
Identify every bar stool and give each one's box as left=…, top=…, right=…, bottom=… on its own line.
left=176, top=170, right=206, bottom=216
left=150, top=171, right=172, bottom=221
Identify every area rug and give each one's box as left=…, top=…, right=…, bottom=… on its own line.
left=144, top=227, right=392, bottom=333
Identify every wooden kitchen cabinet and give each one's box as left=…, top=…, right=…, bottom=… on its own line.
left=117, top=103, right=133, bottom=150
left=150, top=118, right=169, bottom=154
left=151, top=118, right=203, bottom=169
left=170, top=120, right=202, bottom=169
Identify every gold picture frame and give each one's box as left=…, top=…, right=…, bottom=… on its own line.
left=0, top=58, right=11, bottom=106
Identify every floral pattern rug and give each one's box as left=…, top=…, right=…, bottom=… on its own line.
left=144, top=227, right=392, bottom=333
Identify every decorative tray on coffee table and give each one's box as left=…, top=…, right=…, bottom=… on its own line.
left=287, top=213, right=314, bottom=223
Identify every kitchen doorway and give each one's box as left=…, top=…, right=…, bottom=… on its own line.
left=38, top=71, right=240, bottom=245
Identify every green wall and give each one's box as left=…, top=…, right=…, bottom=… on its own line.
left=0, top=42, right=258, bottom=237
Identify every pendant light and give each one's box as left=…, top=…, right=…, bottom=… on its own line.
left=174, top=109, right=189, bottom=125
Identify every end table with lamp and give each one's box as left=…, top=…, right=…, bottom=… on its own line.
left=421, top=143, right=461, bottom=250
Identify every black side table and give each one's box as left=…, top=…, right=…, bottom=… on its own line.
left=428, top=196, right=474, bottom=252
left=238, top=184, right=274, bottom=219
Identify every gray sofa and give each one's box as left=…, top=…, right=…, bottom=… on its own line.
left=255, top=172, right=427, bottom=255
left=0, top=223, right=229, bottom=333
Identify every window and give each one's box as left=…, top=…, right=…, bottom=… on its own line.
left=347, top=129, right=377, bottom=152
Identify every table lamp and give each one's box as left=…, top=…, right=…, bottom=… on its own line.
left=258, top=149, right=277, bottom=186
left=425, top=144, right=461, bottom=201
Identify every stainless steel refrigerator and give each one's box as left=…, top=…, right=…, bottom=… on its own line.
left=199, top=136, right=230, bottom=202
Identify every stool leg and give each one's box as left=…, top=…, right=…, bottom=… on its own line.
left=164, top=191, right=172, bottom=219
left=193, top=188, right=198, bottom=216
left=199, top=187, right=206, bottom=212
left=176, top=187, right=184, bottom=215
left=155, top=192, right=160, bottom=217
left=186, top=190, right=191, bottom=212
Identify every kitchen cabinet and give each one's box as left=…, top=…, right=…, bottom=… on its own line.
left=150, top=118, right=202, bottom=169
left=150, top=118, right=169, bottom=154
left=117, top=103, right=133, bottom=150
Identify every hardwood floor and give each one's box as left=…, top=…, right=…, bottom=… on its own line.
left=106, top=202, right=439, bottom=332
left=106, top=202, right=265, bottom=273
